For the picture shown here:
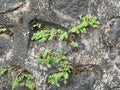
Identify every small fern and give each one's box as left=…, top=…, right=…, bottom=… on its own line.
left=69, top=15, right=99, bottom=34
left=32, top=28, right=57, bottom=43
left=32, top=28, right=69, bottom=43
left=36, top=48, right=72, bottom=87
left=36, top=49, right=68, bottom=68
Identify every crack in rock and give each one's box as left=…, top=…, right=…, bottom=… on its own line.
left=0, top=0, right=23, bottom=14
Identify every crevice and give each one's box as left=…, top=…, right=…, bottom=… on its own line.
left=27, top=18, right=68, bottom=49
left=0, top=4, right=23, bottom=14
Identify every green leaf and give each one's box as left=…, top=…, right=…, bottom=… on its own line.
left=39, top=37, right=47, bottom=43
left=32, top=30, right=49, bottom=43
left=59, top=31, right=68, bottom=41
left=70, top=41, right=79, bottom=47
left=48, top=29, right=57, bottom=40
left=12, top=79, right=20, bottom=90
left=80, top=28, right=87, bottom=33
left=26, top=74, right=34, bottom=80
left=25, top=80, right=36, bottom=90
left=79, top=15, right=83, bottom=20
left=91, top=25, right=99, bottom=28
left=42, top=50, right=50, bottom=58
left=0, top=66, right=14, bottom=76
left=47, top=63, right=51, bottom=68
left=63, top=72, right=69, bottom=79
left=0, top=68, right=7, bottom=76
left=68, top=26, right=80, bottom=34
left=36, top=57, right=44, bottom=64
left=56, top=83, right=60, bottom=87
left=79, top=21, right=89, bottom=29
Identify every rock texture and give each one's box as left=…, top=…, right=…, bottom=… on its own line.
left=0, top=0, right=120, bottom=90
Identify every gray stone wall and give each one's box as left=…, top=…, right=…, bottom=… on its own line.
left=0, top=0, right=120, bottom=90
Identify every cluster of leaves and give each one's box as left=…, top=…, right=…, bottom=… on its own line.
left=0, top=66, right=14, bottom=85
left=36, top=48, right=73, bottom=87
left=70, top=41, right=79, bottom=48
left=0, top=66, right=35, bottom=90
left=36, top=49, right=66, bottom=68
left=12, top=73, right=35, bottom=90
left=0, top=66, right=14, bottom=76
left=48, top=71, right=69, bottom=87
left=69, top=15, right=99, bottom=34
left=32, top=28, right=68, bottom=43
left=48, top=60, right=72, bottom=87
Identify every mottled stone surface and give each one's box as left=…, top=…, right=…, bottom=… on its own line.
left=0, top=0, right=120, bottom=90
left=0, top=0, right=23, bottom=14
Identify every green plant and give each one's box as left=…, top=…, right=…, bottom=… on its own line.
left=58, top=30, right=69, bottom=41
left=59, top=61, right=73, bottom=72
left=32, top=28, right=69, bottom=43
left=32, top=29, right=57, bottom=43
left=48, top=71, right=69, bottom=87
left=0, top=66, right=14, bottom=85
left=35, top=48, right=72, bottom=87
left=68, top=15, right=99, bottom=34
left=12, top=73, right=35, bottom=90
left=36, top=49, right=67, bottom=68
left=47, top=59, right=72, bottom=87
left=0, top=27, right=7, bottom=33
left=36, top=49, right=55, bottom=68
left=70, top=41, right=79, bottom=48
left=0, top=66, right=14, bottom=76
left=31, top=14, right=100, bottom=88
left=0, top=66, right=35, bottom=90
left=32, top=15, right=99, bottom=48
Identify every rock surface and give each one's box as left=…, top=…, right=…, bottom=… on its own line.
left=0, top=0, right=120, bottom=90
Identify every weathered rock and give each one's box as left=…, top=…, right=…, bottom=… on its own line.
left=0, top=0, right=120, bottom=90
left=0, top=0, right=23, bottom=14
